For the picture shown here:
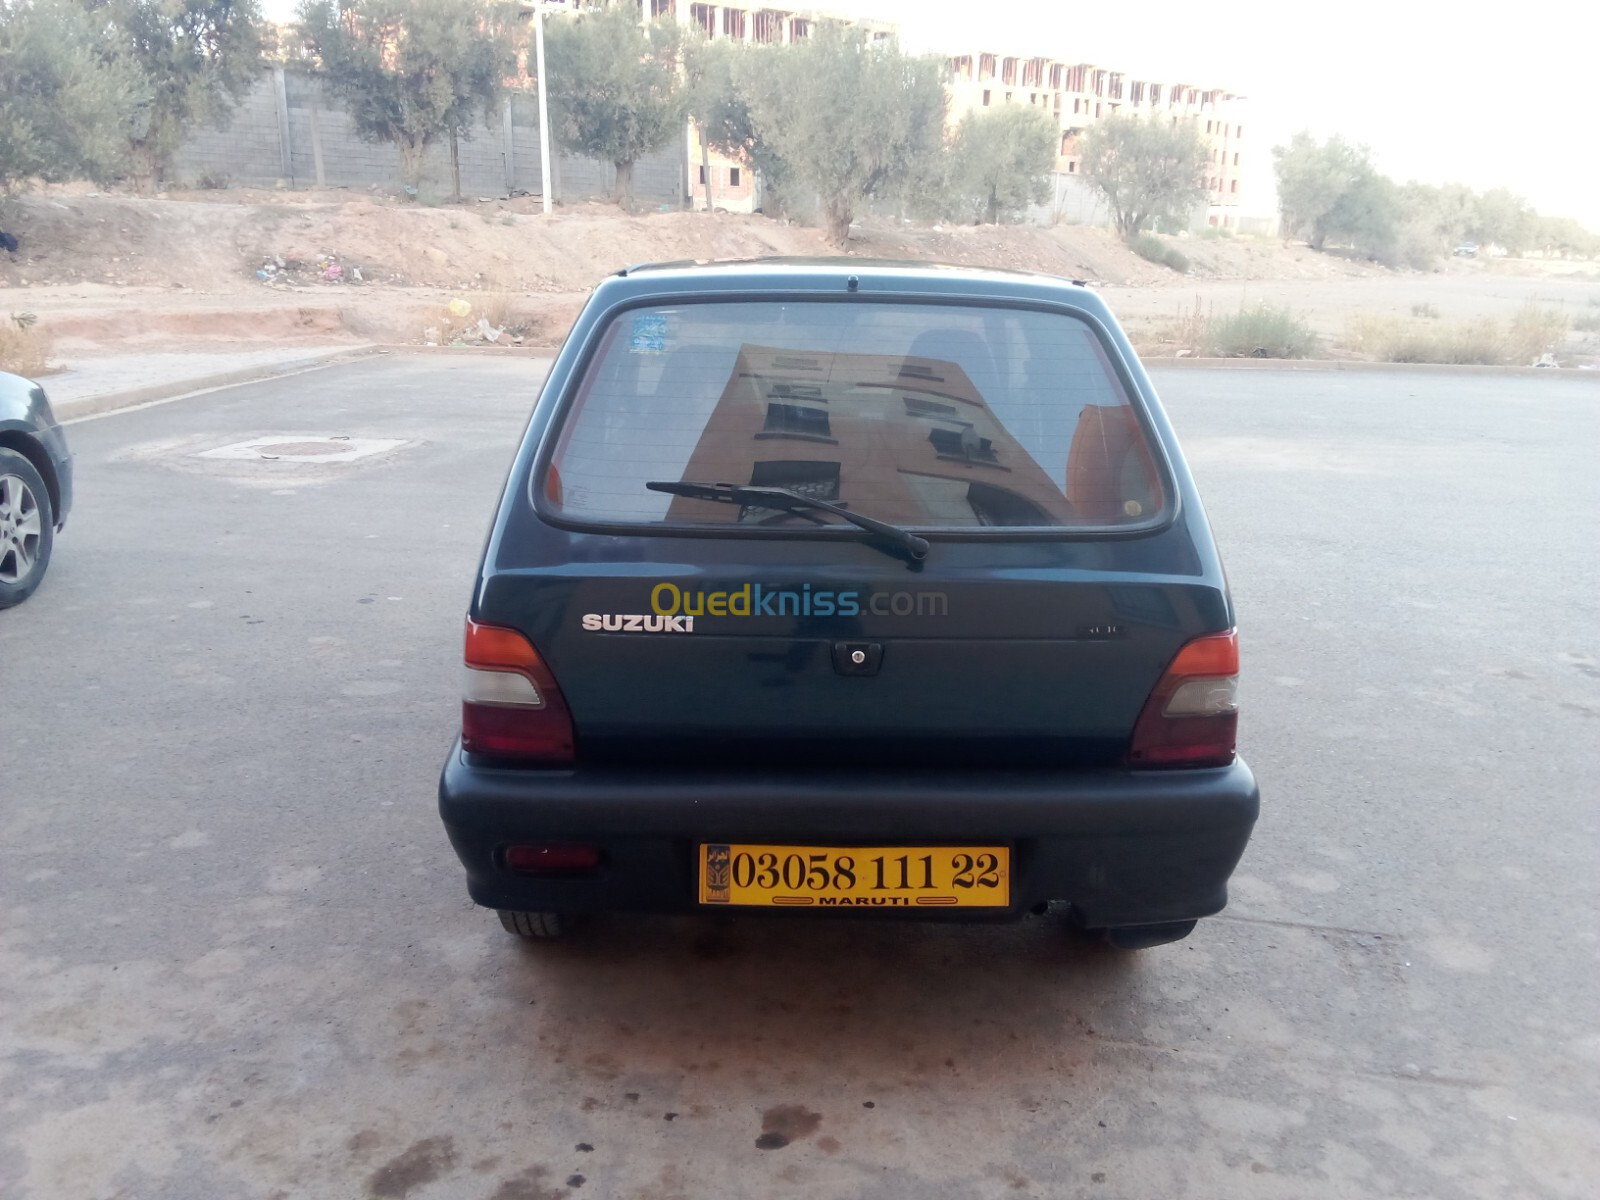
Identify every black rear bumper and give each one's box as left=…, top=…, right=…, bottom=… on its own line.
left=437, top=745, right=1259, bottom=929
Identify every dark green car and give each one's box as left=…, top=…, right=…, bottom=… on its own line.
left=439, top=260, right=1258, bottom=949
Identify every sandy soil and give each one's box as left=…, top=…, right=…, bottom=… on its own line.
left=3, top=186, right=1597, bottom=365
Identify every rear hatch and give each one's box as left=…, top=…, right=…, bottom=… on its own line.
left=479, top=288, right=1230, bottom=769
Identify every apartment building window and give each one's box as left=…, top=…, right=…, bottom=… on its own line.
left=979, top=53, right=995, bottom=81
left=753, top=9, right=780, bottom=43
left=698, top=165, right=707, bottom=184
left=1151, top=84, right=1162, bottom=105
left=1060, top=133, right=1070, bottom=155
left=1206, top=120, right=1213, bottom=133
left=982, top=89, right=991, bottom=106
left=1002, top=58, right=1017, bottom=85
left=903, top=396, right=958, bottom=420
left=1094, top=103, right=1101, bottom=117
left=1049, top=65, right=1063, bottom=88
left=1067, top=161, right=1077, bottom=173
left=952, top=55, right=972, bottom=81
left=1236, top=126, right=1244, bottom=138
left=1233, top=152, right=1239, bottom=166
left=929, top=426, right=998, bottom=465
left=729, top=167, right=741, bottom=187
left=1073, top=98, right=1080, bottom=114
left=1030, top=92, right=1037, bottom=104
left=1231, top=180, right=1238, bottom=193
left=650, top=0, right=674, bottom=18
left=761, top=404, right=833, bottom=441
left=721, top=8, right=745, bottom=38
left=790, top=18, right=810, bottom=39
left=690, top=3, right=714, bottom=37
left=742, top=461, right=841, bottom=518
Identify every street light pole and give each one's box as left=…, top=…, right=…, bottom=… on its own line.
left=535, top=2, right=553, bottom=216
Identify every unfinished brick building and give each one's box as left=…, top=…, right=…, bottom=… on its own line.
left=945, top=54, right=1248, bottom=228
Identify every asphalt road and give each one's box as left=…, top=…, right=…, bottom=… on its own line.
left=3, top=357, right=1597, bottom=1199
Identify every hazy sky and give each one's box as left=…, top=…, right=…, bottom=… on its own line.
left=261, top=0, right=1599, bottom=227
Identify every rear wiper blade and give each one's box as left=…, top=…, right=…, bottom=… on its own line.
left=646, top=481, right=929, bottom=562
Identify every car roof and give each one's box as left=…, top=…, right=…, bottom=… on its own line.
left=592, top=257, right=1111, bottom=318
left=615, top=256, right=1094, bottom=288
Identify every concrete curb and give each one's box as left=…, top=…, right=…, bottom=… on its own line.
left=54, top=345, right=382, bottom=421
left=1143, top=357, right=1599, bottom=378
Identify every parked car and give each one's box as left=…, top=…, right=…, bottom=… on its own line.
left=0, top=371, right=72, bottom=609
left=1453, top=242, right=1479, bottom=257
left=438, top=260, right=1259, bottom=950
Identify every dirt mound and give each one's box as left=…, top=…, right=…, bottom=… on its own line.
left=1, top=187, right=1301, bottom=297
left=0, top=187, right=1438, bottom=361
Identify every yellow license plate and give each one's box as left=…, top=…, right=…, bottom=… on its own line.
left=698, top=844, right=1010, bottom=909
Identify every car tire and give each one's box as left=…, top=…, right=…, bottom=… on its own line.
left=0, top=448, right=54, bottom=610
left=496, top=909, right=571, bottom=939
left=1091, top=919, right=1198, bottom=951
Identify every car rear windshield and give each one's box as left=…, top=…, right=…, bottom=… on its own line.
left=542, top=299, right=1167, bottom=532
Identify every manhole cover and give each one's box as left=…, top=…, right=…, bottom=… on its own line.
left=257, top=441, right=350, bottom=457
left=197, top=437, right=407, bottom=464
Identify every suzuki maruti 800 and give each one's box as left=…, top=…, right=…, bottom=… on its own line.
left=439, top=261, right=1259, bottom=950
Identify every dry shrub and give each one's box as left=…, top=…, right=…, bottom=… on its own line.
left=1345, top=303, right=1568, bottom=365
left=1161, top=298, right=1317, bottom=358
left=0, top=316, right=52, bottom=377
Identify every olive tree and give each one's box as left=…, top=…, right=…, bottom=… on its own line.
left=1079, top=112, right=1208, bottom=238
left=740, top=23, right=946, bottom=246
left=298, top=0, right=513, bottom=197
left=0, top=0, right=148, bottom=194
left=946, top=104, right=1058, bottom=225
left=105, top=0, right=264, bottom=191
left=544, top=3, right=684, bottom=210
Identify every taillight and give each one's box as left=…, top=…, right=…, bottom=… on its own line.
left=504, top=844, right=602, bottom=875
left=1127, top=630, right=1239, bottom=769
left=461, top=619, right=576, bottom=764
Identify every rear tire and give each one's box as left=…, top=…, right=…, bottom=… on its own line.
left=1090, top=919, right=1198, bottom=951
left=496, top=909, right=571, bottom=940
left=0, top=449, right=54, bottom=610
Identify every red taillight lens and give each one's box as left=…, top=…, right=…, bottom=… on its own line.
left=504, top=844, right=602, bottom=874
left=461, top=619, right=576, bottom=764
left=1128, top=630, right=1239, bottom=769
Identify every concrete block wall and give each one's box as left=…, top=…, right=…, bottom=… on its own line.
left=174, top=68, right=685, bottom=207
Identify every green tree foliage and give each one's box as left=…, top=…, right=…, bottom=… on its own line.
left=684, top=35, right=752, bottom=212
left=544, top=3, right=684, bottom=210
left=1535, top=215, right=1600, bottom=259
left=1275, top=132, right=1597, bottom=263
left=1271, top=132, right=1378, bottom=251
left=1078, top=112, right=1208, bottom=239
left=945, top=104, right=1058, bottom=225
left=1321, top=168, right=1398, bottom=260
left=0, top=0, right=147, bottom=194
left=738, top=22, right=945, bottom=246
left=1468, top=188, right=1538, bottom=254
left=298, top=0, right=513, bottom=196
left=105, top=0, right=264, bottom=191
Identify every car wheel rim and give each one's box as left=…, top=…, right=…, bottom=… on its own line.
left=0, top=472, right=42, bottom=585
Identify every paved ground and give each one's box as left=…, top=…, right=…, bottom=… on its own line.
left=43, top=346, right=370, bottom=418
left=3, top=358, right=1598, bottom=1199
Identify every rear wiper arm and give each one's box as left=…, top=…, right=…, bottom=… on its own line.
left=646, top=481, right=929, bottom=562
